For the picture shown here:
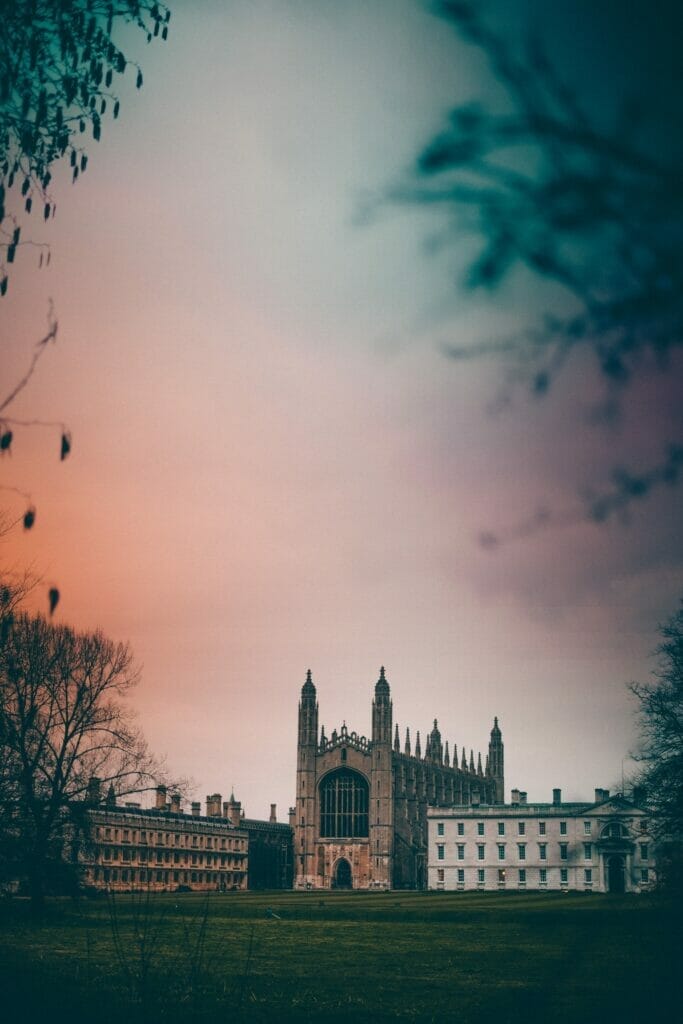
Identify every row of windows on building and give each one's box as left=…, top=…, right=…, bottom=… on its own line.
left=436, top=842, right=651, bottom=861
left=97, top=845, right=246, bottom=867
left=96, top=826, right=246, bottom=851
left=436, top=820, right=646, bottom=837
left=89, top=867, right=245, bottom=886
left=435, top=867, right=652, bottom=886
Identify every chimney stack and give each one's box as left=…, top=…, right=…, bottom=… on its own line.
left=288, top=806, right=296, bottom=828
left=155, top=785, right=167, bottom=810
left=511, top=788, right=520, bottom=805
left=632, top=785, right=646, bottom=806
left=191, top=801, right=201, bottom=817
left=86, top=777, right=101, bottom=806
left=552, top=788, right=561, bottom=805
left=269, top=803, right=277, bottom=823
left=206, top=793, right=222, bottom=817
left=519, top=791, right=527, bottom=805
left=229, top=799, right=242, bottom=827
left=471, top=788, right=480, bottom=806
left=170, top=792, right=181, bottom=814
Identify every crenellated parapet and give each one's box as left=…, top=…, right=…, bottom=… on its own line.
left=319, top=722, right=370, bottom=754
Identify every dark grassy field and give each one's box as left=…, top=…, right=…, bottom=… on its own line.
left=0, top=890, right=679, bottom=1023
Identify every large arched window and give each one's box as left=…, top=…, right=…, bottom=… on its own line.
left=601, top=821, right=629, bottom=840
left=319, top=769, right=369, bottom=838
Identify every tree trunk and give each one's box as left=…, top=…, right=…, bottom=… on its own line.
left=27, top=855, right=46, bottom=918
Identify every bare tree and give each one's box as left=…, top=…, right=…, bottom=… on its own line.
left=0, top=583, right=165, bottom=910
left=631, top=604, right=683, bottom=872
left=394, top=0, right=682, bottom=538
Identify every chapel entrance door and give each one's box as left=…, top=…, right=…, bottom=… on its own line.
left=333, top=858, right=352, bottom=889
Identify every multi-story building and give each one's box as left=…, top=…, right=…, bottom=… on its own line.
left=80, top=784, right=292, bottom=892
left=243, top=804, right=294, bottom=890
left=294, top=667, right=504, bottom=890
left=427, top=787, right=656, bottom=893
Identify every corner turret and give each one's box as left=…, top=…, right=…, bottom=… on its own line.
left=371, top=666, right=392, bottom=745
left=426, top=719, right=443, bottom=764
left=298, top=669, right=318, bottom=748
left=488, top=716, right=504, bottom=803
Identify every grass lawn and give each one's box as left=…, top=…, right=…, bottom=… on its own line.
left=0, top=890, right=678, bottom=1022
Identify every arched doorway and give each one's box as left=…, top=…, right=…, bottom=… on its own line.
left=333, top=858, right=352, bottom=889
left=607, top=855, right=625, bottom=893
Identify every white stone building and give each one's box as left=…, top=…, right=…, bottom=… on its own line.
left=427, top=787, right=656, bottom=894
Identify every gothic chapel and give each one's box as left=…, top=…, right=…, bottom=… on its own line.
left=294, top=668, right=504, bottom=889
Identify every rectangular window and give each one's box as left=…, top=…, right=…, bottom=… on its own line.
left=497, top=868, right=506, bottom=884
left=457, top=844, right=465, bottom=860
left=477, top=869, right=485, bottom=883
left=497, top=844, right=505, bottom=860
left=560, top=843, right=568, bottom=861
left=539, top=822, right=546, bottom=836
left=437, top=845, right=444, bottom=861
left=477, top=822, right=485, bottom=836
left=560, top=868, right=568, bottom=883
left=584, top=843, right=592, bottom=860
left=457, top=822, right=464, bottom=836
left=539, top=843, right=547, bottom=860
left=518, top=868, right=526, bottom=883
left=584, top=821, right=591, bottom=835
left=437, top=868, right=444, bottom=882
left=518, top=844, right=526, bottom=860
left=560, top=821, right=567, bottom=836
left=497, top=822, right=505, bottom=836
left=457, top=868, right=464, bottom=883
left=539, top=868, right=547, bottom=883
left=640, top=868, right=649, bottom=883
left=584, top=869, right=592, bottom=883
left=518, top=822, right=526, bottom=836
left=477, top=844, right=485, bottom=861
left=437, top=822, right=444, bottom=837
left=640, top=843, right=649, bottom=860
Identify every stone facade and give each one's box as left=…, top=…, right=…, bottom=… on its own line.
left=427, top=787, right=657, bottom=893
left=244, top=806, right=294, bottom=889
left=294, top=668, right=504, bottom=890
left=81, top=791, right=249, bottom=893
left=80, top=785, right=292, bottom=892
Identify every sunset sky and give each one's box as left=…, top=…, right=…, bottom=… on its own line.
left=2, top=0, right=682, bottom=820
